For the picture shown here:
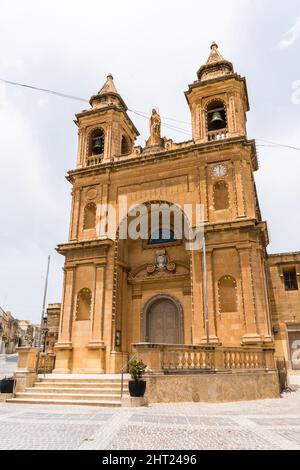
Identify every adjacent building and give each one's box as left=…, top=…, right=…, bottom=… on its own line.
left=268, top=252, right=300, bottom=378
left=0, top=307, right=19, bottom=354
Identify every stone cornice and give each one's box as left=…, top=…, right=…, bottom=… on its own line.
left=66, top=137, right=257, bottom=182
left=56, top=238, right=114, bottom=255
left=185, top=74, right=250, bottom=112
left=204, top=218, right=258, bottom=232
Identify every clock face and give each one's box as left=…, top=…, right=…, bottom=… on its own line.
left=212, top=164, right=227, bottom=177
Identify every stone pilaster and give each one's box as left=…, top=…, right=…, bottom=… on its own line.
left=190, top=250, right=206, bottom=343
left=201, top=248, right=220, bottom=344
left=238, top=246, right=262, bottom=344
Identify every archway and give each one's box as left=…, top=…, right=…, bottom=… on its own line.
left=143, top=295, right=183, bottom=344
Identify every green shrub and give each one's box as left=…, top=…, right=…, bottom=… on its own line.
left=128, top=359, right=147, bottom=380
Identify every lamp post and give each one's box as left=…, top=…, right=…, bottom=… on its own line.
left=42, top=327, right=49, bottom=353
left=39, top=255, right=51, bottom=349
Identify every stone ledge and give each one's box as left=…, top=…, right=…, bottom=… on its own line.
left=121, top=396, right=148, bottom=407
left=0, top=393, right=13, bottom=402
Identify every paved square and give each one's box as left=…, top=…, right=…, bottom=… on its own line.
left=0, top=390, right=300, bottom=449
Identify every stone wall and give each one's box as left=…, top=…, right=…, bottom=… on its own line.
left=144, top=371, right=280, bottom=403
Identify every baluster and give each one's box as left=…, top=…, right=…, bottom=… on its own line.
left=236, top=351, right=241, bottom=369
left=187, top=351, right=193, bottom=369
left=254, top=353, right=259, bottom=369
left=175, top=351, right=181, bottom=369
left=194, top=352, right=200, bottom=369
left=207, top=351, right=212, bottom=369
left=240, top=352, right=245, bottom=369
left=231, top=351, right=236, bottom=369
left=225, top=351, right=230, bottom=369
left=181, top=352, right=187, bottom=369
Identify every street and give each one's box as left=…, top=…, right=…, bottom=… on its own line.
left=0, top=390, right=300, bottom=450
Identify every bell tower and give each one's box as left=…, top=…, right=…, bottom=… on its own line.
left=185, top=42, right=249, bottom=143
left=75, top=74, right=139, bottom=168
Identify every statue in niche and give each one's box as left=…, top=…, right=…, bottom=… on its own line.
left=146, top=108, right=163, bottom=147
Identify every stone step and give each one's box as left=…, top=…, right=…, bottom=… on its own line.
left=34, top=382, right=126, bottom=389
left=6, top=398, right=121, bottom=407
left=29, top=386, right=125, bottom=394
left=39, top=378, right=125, bottom=383
left=16, top=392, right=123, bottom=401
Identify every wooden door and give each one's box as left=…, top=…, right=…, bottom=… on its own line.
left=147, top=299, right=180, bottom=344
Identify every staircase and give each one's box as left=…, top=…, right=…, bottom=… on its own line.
left=7, top=375, right=129, bottom=407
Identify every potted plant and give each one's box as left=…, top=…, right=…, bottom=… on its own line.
left=128, top=359, right=147, bottom=397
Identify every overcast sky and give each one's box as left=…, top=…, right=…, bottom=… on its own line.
left=0, top=0, right=299, bottom=323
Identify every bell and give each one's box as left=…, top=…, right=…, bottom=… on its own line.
left=209, top=111, right=225, bottom=130
left=92, top=138, right=103, bottom=154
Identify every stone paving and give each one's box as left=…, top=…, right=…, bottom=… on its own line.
left=0, top=390, right=300, bottom=449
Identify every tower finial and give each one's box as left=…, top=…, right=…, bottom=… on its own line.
left=196, top=41, right=233, bottom=81
left=98, top=74, right=118, bottom=95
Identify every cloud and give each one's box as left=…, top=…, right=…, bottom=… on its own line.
left=277, top=16, right=300, bottom=49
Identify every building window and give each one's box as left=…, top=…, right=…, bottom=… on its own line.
left=121, top=135, right=131, bottom=155
left=213, top=180, right=229, bottom=210
left=90, top=129, right=105, bottom=156
left=149, top=228, right=176, bottom=245
left=218, top=275, right=237, bottom=313
left=283, top=268, right=298, bottom=291
left=76, top=288, right=92, bottom=321
left=83, top=203, right=96, bottom=230
left=207, top=100, right=227, bottom=132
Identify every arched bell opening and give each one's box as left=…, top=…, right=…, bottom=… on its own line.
left=206, top=100, right=227, bottom=132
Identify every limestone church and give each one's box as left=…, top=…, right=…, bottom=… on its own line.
left=29, top=42, right=297, bottom=400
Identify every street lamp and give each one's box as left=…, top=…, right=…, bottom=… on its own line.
left=42, top=327, right=49, bottom=353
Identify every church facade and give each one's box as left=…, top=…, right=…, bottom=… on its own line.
left=52, top=43, right=299, bottom=380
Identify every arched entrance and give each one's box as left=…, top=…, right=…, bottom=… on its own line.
left=144, top=295, right=183, bottom=344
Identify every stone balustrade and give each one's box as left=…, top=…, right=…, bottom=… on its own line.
left=132, top=343, right=276, bottom=374
left=86, top=155, right=102, bottom=166
left=161, top=347, right=214, bottom=371
left=207, top=129, right=228, bottom=141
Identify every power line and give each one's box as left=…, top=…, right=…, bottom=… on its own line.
left=1, top=77, right=299, bottom=151
left=0, top=78, right=89, bottom=103
left=256, top=139, right=300, bottom=152
left=0, top=78, right=192, bottom=134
